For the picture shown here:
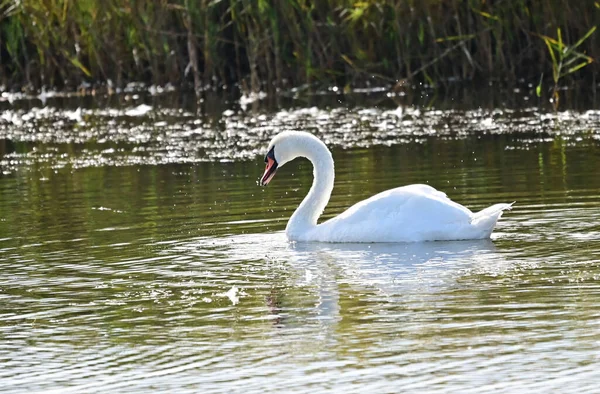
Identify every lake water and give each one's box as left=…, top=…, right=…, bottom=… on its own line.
left=1, top=86, right=600, bottom=393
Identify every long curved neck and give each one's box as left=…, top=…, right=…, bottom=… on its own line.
left=286, top=138, right=334, bottom=238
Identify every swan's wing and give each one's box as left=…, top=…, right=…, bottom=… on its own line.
left=336, top=184, right=471, bottom=223
left=314, top=184, right=474, bottom=242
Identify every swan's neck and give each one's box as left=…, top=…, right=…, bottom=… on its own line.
left=286, top=140, right=334, bottom=239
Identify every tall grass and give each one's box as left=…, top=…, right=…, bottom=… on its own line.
left=0, top=0, right=598, bottom=93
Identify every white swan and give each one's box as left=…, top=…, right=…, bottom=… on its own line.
left=260, top=131, right=513, bottom=243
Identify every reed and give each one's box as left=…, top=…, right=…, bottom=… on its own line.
left=0, top=0, right=598, bottom=94
left=536, top=26, right=596, bottom=108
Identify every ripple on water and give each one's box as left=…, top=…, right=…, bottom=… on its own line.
left=3, top=227, right=600, bottom=393
left=2, top=91, right=600, bottom=393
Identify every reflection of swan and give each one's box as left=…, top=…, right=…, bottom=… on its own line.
left=291, top=238, right=497, bottom=264
left=170, top=233, right=499, bottom=318
left=260, top=131, right=512, bottom=243
left=290, top=239, right=498, bottom=294
left=173, top=233, right=497, bottom=292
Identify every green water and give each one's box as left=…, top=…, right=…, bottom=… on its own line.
left=1, top=88, right=600, bottom=392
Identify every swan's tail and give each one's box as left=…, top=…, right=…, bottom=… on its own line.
left=470, top=202, right=514, bottom=238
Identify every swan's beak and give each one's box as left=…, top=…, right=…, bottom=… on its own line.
left=260, top=148, right=278, bottom=186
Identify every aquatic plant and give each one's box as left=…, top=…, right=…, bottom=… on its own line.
left=536, top=26, right=596, bottom=109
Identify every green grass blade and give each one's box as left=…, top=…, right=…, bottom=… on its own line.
left=572, top=26, right=597, bottom=50
left=542, top=37, right=559, bottom=82
left=563, top=60, right=593, bottom=76
left=536, top=73, right=543, bottom=97
left=435, top=34, right=476, bottom=42
left=557, top=27, right=563, bottom=52
left=475, top=10, right=499, bottom=21
left=68, top=56, right=92, bottom=77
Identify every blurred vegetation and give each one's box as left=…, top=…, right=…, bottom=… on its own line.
left=0, top=0, right=598, bottom=93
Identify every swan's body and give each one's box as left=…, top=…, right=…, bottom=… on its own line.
left=260, top=131, right=512, bottom=243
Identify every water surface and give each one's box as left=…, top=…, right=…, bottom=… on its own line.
left=1, top=87, right=600, bottom=393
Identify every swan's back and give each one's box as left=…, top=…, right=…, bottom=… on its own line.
left=303, top=184, right=506, bottom=243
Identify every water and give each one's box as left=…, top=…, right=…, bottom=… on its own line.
left=1, top=87, right=600, bottom=393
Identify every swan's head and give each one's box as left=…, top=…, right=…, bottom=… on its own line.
left=260, top=131, right=321, bottom=186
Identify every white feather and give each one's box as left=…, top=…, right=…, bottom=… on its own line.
left=264, top=131, right=513, bottom=243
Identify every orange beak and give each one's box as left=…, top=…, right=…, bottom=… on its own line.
left=260, top=156, right=278, bottom=186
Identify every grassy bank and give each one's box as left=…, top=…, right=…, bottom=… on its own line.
left=0, top=0, right=598, bottom=93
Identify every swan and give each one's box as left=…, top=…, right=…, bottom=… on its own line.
left=259, top=131, right=513, bottom=243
